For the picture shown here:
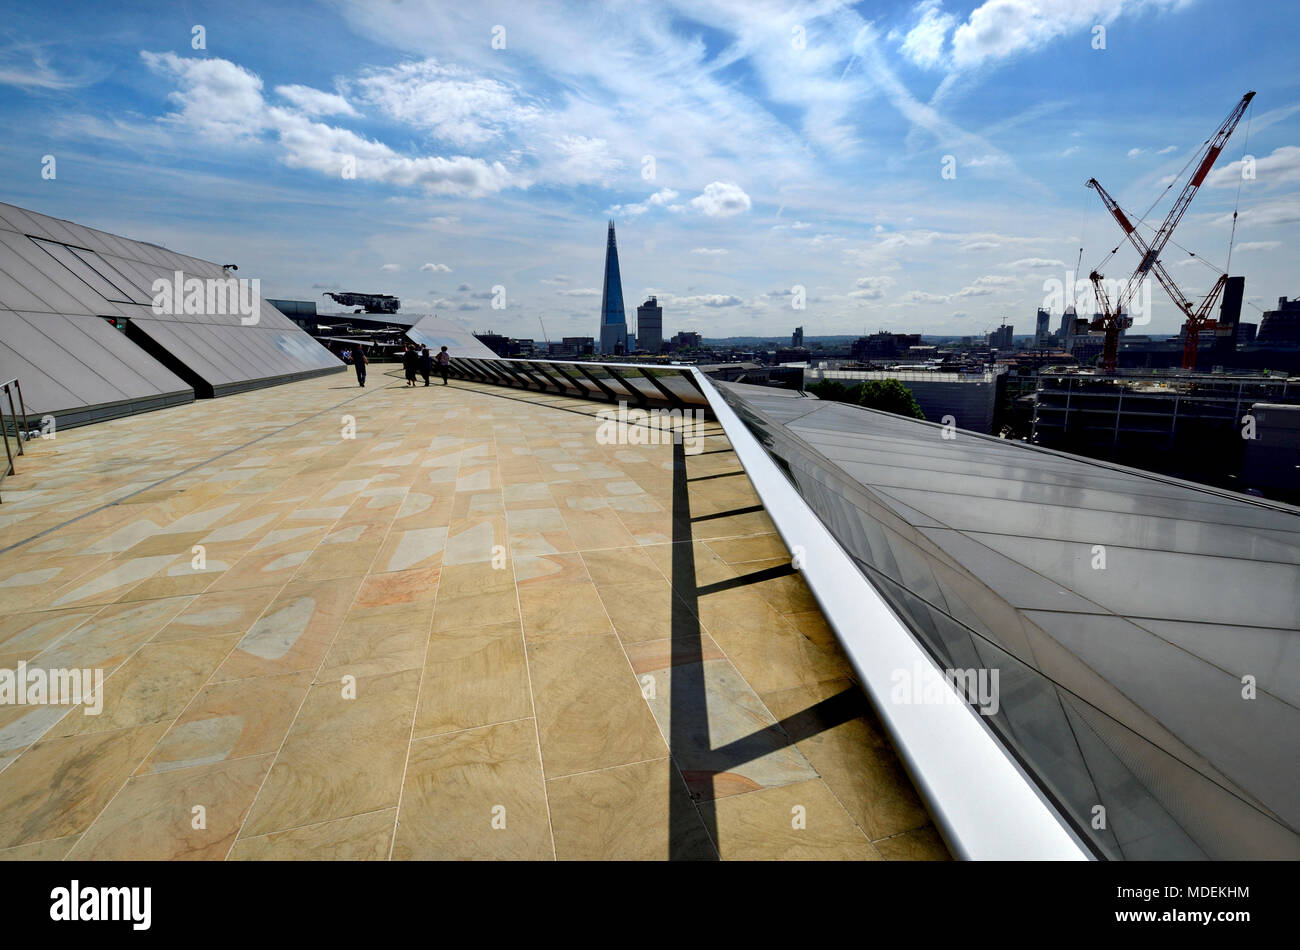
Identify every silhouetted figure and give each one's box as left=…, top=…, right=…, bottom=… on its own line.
left=352, top=347, right=367, bottom=387
left=436, top=345, right=451, bottom=385
left=419, top=345, right=433, bottom=386
left=403, top=345, right=419, bottom=386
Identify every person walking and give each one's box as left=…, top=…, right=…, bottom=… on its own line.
left=402, top=345, right=419, bottom=387
left=352, top=346, right=367, bottom=387
left=418, top=345, right=433, bottom=386
left=435, top=345, right=451, bottom=385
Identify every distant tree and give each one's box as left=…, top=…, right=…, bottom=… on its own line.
left=854, top=379, right=925, bottom=419
left=807, top=379, right=851, bottom=402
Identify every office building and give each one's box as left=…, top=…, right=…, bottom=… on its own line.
left=637, top=296, right=663, bottom=353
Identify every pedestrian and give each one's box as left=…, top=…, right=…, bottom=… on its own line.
left=353, top=346, right=367, bottom=387
left=402, top=345, right=419, bottom=386
left=419, top=345, right=433, bottom=386
left=435, top=345, right=451, bottom=385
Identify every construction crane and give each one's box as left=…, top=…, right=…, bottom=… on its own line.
left=322, top=291, right=401, bottom=314
left=1084, top=90, right=1254, bottom=373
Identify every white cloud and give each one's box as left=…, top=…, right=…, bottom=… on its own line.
left=1157, top=145, right=1178, bottom=154
left=689, top=181, right=752, bottom=218
left=1007, top=257, right=1065, bottom=269
left=850, top=276, right=896, bottom=300
left=1127, top=148, right=1144, bottom=158
left=557, top=288, right=600, bottom=297
left=276, top=84, right=359, bottom=117
left=350, top=58, right=534, bottom=148
left=1207, top=146, right=1300, bottom=188
left=141, top=51, right=267, bottom=140
left=541, top=275, right=572, bottom=284
left=608, top=188, right=679, bottom=217
left=1233, top=241, right=1281, bottom=252
left=1061, top=146, right=1080, bottom=157
left=420, top=262, right=452, bottom=273
left=691, top=247, right=729, bottom=256
left=899, top=1, right=956, bottom=69
left=380, top=264, right=399, bottom=272
left=950, top=0, right=1188, bottom=71
left=141, top=52, right=520, bottom=198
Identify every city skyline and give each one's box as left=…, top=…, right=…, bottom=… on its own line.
left=0, top=1, right=1296, bottom=340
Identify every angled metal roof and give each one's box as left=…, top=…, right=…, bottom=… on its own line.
left=403, top=313, right=500, bottom=357
left=715, top=381, right=1300, bottom=860
left=0, top=201, right=343, bottom=424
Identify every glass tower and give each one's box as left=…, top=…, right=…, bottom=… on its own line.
left=598, top=220, right=627, bottom=355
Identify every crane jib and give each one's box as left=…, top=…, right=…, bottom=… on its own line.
left=1190, top=146, right=1223, bottom=188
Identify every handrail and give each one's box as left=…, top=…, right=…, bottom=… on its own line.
left=0, top=376, right=29, bottom=503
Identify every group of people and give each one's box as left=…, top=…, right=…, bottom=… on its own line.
left=347, top=343, right=450, bottom=388
left=402, top=343, right=451, bottom=387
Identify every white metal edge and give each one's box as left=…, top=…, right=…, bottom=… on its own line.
left=694, top=371, right=1092, bottom=861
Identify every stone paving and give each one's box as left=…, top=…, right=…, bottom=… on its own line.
left=0, top=367, right=949, bottom=859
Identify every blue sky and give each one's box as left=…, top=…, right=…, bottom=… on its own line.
left=0, top=0, right=1296, bottom=340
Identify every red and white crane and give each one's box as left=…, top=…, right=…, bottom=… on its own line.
left=1084, top=91, right=1254, bottom=373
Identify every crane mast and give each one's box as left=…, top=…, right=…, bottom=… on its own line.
left=1084, top=91, right=1254, bottom=372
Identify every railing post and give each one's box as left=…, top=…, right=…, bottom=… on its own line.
left=6, top=383, right=22, bottom=457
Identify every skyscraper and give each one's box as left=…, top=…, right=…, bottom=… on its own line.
left=598, top=220, right=627, bottom=355
left=1035, top=308, right=1050, bottom=346
left=637, top=296, right=663, bottom=354
left=792, top=326, right=804, bottom=348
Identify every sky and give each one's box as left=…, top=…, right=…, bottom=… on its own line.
left=0, top=0, right=1296, bottom=342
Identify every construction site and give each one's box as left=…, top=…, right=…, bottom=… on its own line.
left=1028, top=91, right=1299, bottom=500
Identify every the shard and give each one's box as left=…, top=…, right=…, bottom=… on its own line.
left=598, top=220, right=627, bottom=355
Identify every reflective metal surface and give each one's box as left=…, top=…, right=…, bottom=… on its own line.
left=715, top=381, right=1300, bottom=860
left=0, top=201, right=342, bottom=423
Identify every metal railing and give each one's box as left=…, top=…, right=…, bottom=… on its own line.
left=446, top=356, right=710, bottom=409
left=0, top=376, right=29, bottom=503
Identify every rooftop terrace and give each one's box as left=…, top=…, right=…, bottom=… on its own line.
left=0, top=368, right=947, bottom=860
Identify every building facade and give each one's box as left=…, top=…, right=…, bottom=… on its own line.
left=637, top=296, right=663, bottom=354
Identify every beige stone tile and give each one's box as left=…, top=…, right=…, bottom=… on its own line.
left=580, top=545, right=662, bottom=588
left=528, top=634, right=666, bottom=778
left=319, top=609, right=431, bottom=679
left=239, top=668, right=419, bottom=837
left=138, top=670, right=313, bottom=775
left=697, top=590, right=853, bottom=694
left=0, top=606, right=100, bottom=662
left=152, top=585, right=282, bottom=643
left=0, top=833, right=80, bottom=860
left=351, top=566, right=440, bottom=615
left=67, top=753, right=273, bottom=860
left=392, top=719, right=551, bottom=860
left=49, top=634, right=238, bottom=738
left=0, top=722, right=169, bottom=849
left=873, top=824, right=952, bottom=860
left=229, top=808, right=396, bottom=860
left=760, top=679, right=931, bottom=841
left=35, top=596, right=195, bottom=674
left=414, top=622, right=531, bottom=737
left=211, top=576, right=360, bottom=682
left=598, top=580, right=701, bottom=644
left=518, top=581, right=612, bottom=642
left=698, top=778, right=879, bottom=860
left=548, top=757, right=715, bottom=860
left=623, top=634, right=726, bottom=675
